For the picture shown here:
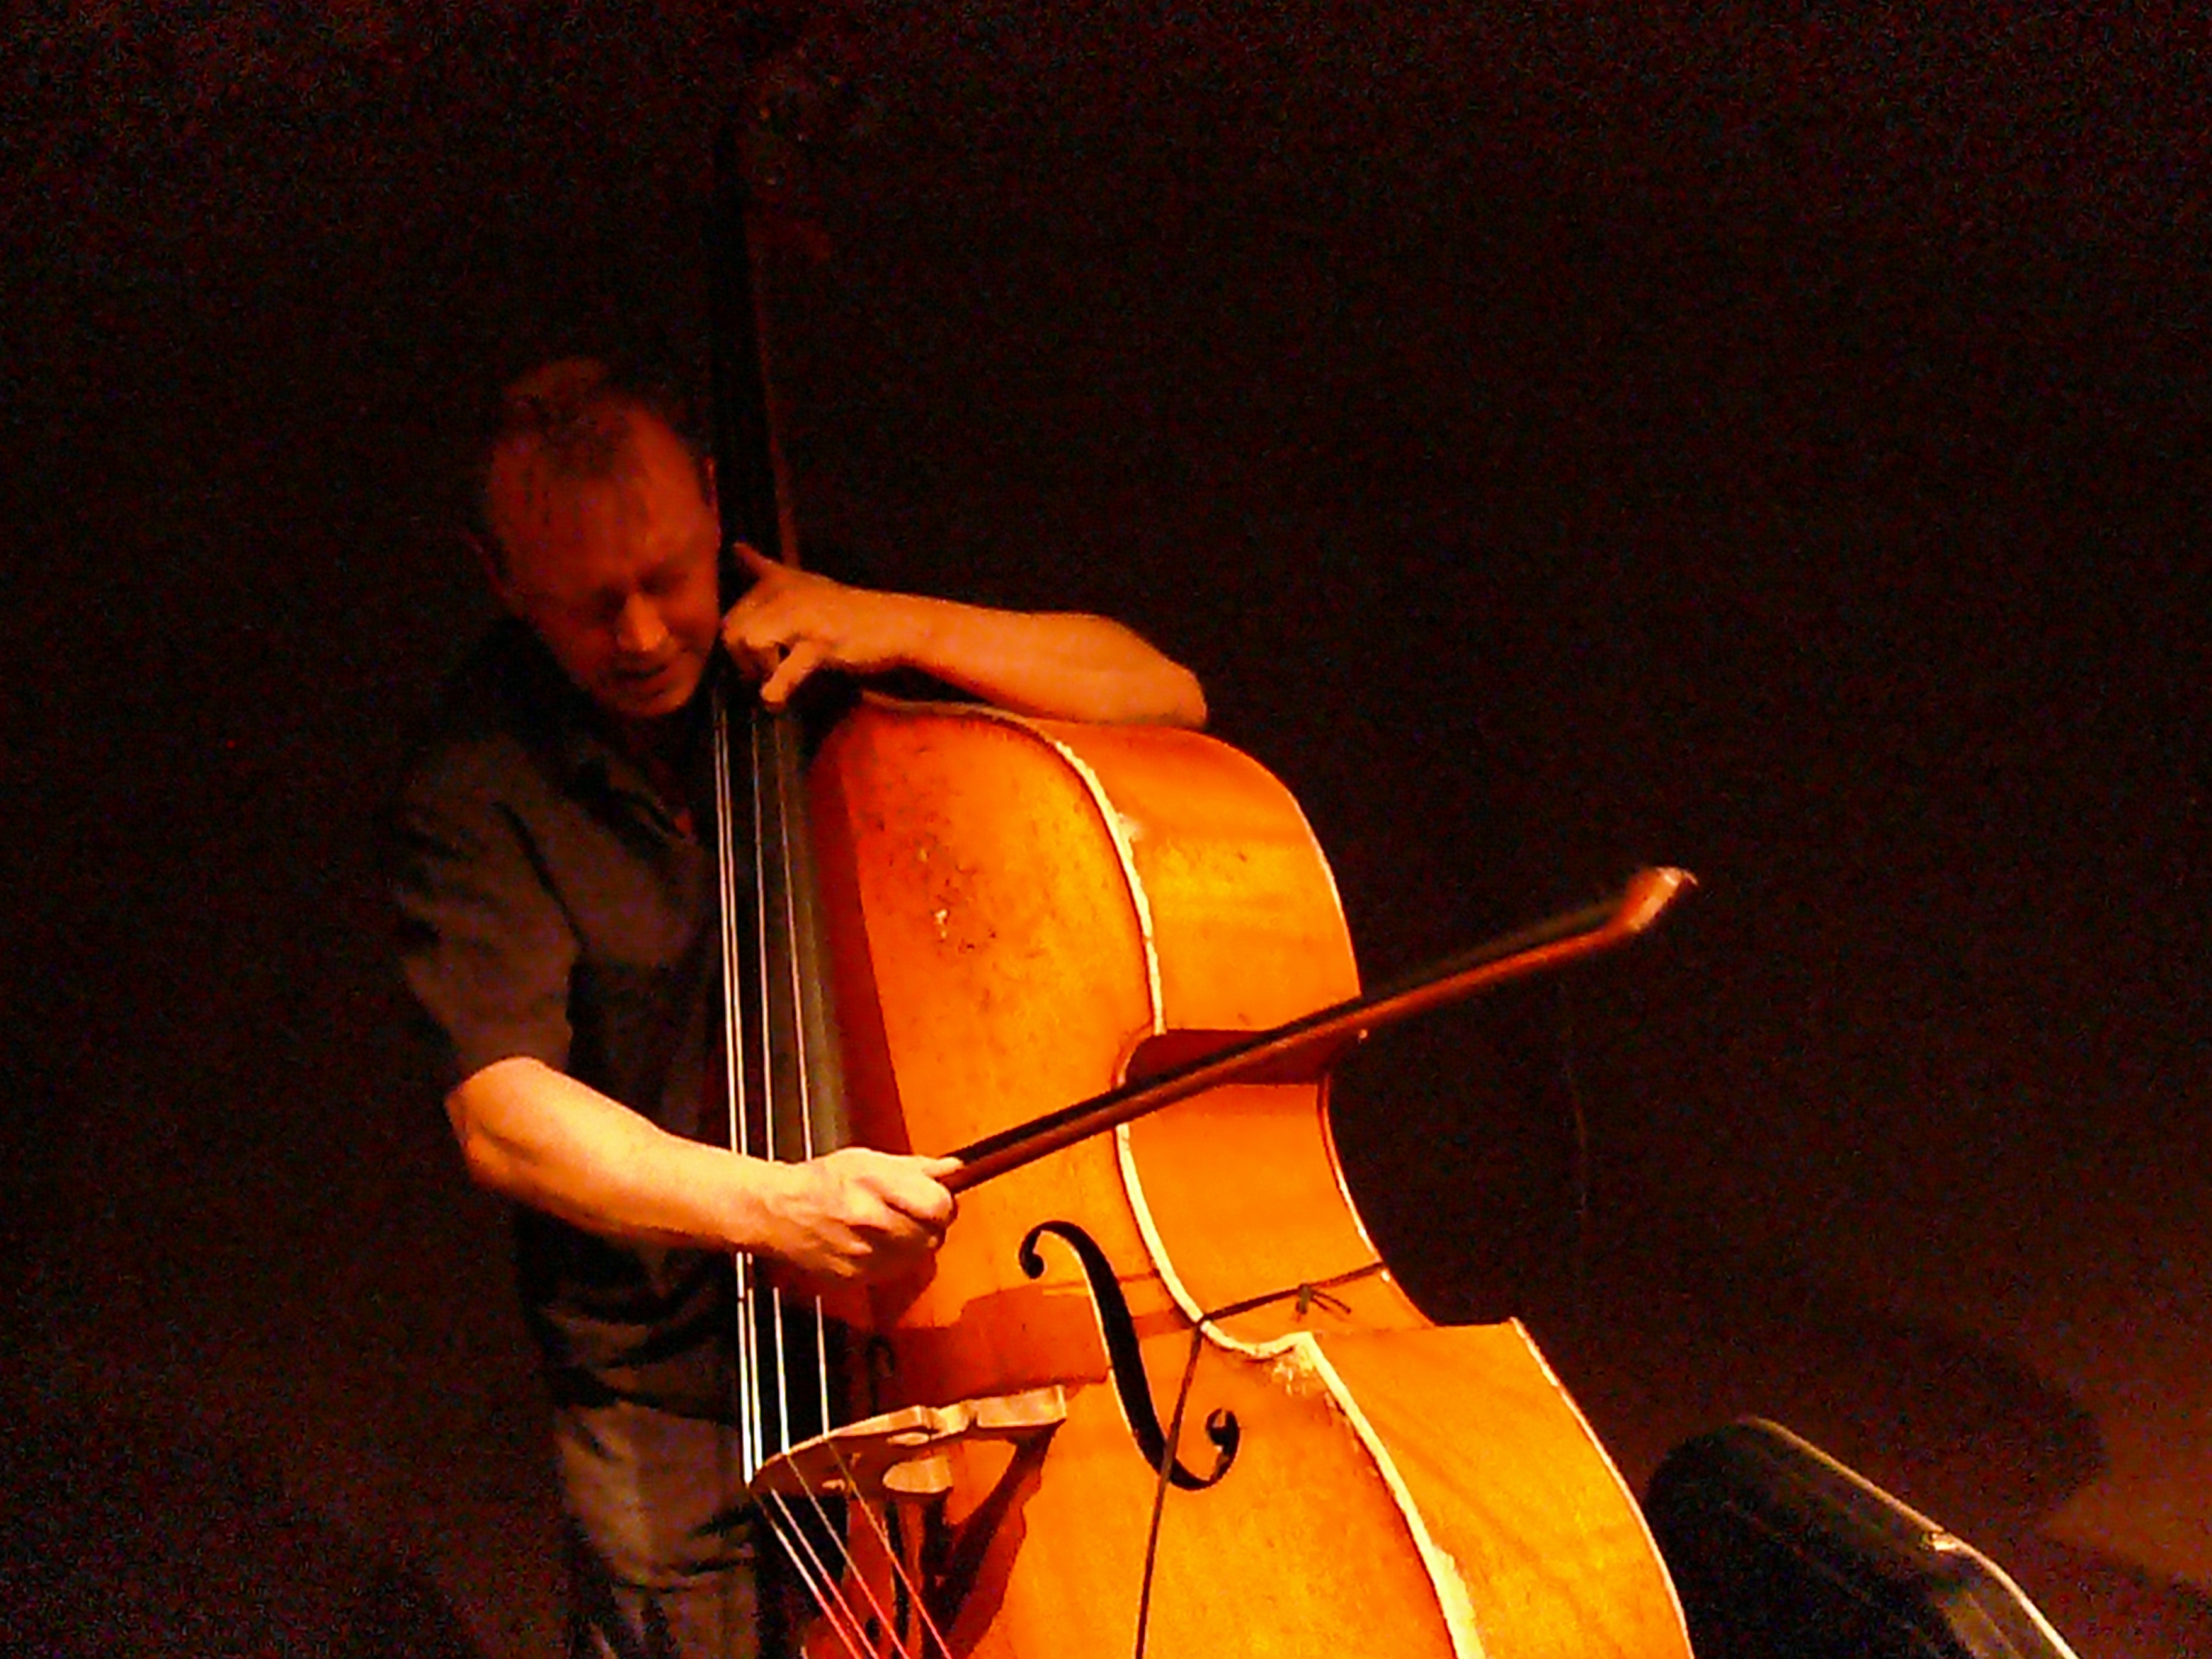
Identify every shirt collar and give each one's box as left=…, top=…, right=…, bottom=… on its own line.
left=500, top=622, right=711, bottom=834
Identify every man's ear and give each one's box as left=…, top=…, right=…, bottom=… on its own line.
left=461, top=526, right=524, bottom=614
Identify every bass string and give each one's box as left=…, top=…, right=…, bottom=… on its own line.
left=761, top=1428, right=958, bottom=1659
left=763, top=704, right=835, bottom=1442
left=713, top=678, right=764, bottom=1480
left=707, top=99, right=931, bottom=1656
left=730, top=685, right=956, bottom=1657
left=749, top=706, right=791, bottom=1469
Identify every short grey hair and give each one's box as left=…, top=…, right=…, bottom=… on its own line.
left=472, top=355, right=711, bottom=568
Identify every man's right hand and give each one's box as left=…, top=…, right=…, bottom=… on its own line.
left=757, top=1147, right=961, bottom=1282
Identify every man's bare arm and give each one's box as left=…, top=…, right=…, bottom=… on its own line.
left=720, top=545, right=1207, bottom=728
left=446, top=1056, right=956, bottom=1281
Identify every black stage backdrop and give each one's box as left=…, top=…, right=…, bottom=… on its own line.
left=3, top=7, right=2206, bottom=1655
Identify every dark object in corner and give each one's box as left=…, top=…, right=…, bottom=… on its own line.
left=1645, top=1418, right=2079, bottom=1659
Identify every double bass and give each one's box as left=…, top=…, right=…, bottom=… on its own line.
left=704, top=69, right=1695, bottom=1659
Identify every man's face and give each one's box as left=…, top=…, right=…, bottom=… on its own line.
left=484, top=409, right=722, bottom=726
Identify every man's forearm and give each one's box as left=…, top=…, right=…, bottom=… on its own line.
left=897, top=600, right=1209, bottom=729
left=724, top=550, right=1208, bottom=728
left=445, top=1056, right=777, bottom=1252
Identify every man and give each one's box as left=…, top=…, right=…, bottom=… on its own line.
left=390, top=357, right=1205, bottom=1657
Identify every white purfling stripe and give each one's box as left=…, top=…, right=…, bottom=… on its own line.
left=1291, top=1333, right=1488, bottom=1659
left=898, top=699, right=1170, bottom=1025
left=899, top=703, right=1205, bottom=1294
left=952, top=714, right=1222, bottom=1341
left=1513, top=1318, right=1693, bottom=1644
left=922, top=704, right=1273, bottom=1343
left=919, top=701, right=1478, bottom=1659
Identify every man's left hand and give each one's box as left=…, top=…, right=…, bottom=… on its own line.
left=720, top=543, right=917, bottom=708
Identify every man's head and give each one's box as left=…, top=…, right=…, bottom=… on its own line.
left=478, top=359, right=723, bottom=728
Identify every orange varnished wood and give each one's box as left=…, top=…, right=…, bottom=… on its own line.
left=803, top=696, right=1690, bottom=1657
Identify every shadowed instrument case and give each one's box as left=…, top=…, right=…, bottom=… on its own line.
left=1644, top=1418, right=2079, bottom=1659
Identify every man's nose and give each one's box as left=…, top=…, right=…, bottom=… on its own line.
left=613, top=593, right=668, bottom=654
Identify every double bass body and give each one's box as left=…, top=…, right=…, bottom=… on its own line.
left=795, top=695, right=1691, bottom=1657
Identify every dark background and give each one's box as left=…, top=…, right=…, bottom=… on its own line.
left=3, top=5, right=2206, bottom=1654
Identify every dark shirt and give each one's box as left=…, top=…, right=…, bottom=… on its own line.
left=390, top=618, right=737, bottom=1416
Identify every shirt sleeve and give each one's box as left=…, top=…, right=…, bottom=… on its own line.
left=389, top=746, right=577, bottom=1093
